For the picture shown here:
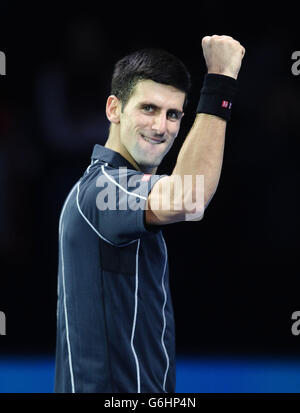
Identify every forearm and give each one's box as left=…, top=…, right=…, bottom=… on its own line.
left=146, top=35, right=245, bottom=225
left=169, top=35, right=245, bottom=214
left=172, top=113, right=227, bottom=208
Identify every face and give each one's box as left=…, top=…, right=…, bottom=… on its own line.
left=116, top=80, right=185, bottom=173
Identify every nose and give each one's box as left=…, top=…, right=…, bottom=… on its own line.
left=152, top=113, right=167, bottom=136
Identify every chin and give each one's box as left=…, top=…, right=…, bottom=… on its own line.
left=132, top=147, right=164, bottom=172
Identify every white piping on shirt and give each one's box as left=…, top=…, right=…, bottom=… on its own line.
left=76, top=176, right=137, bottom=248
left=58, top=182, right=79, bottom=393
left=161, top=235, right=170, bottom=392
left=60, top=221, right=75, bottom=393
left=76, top=181, right=116, bottom=246
left=131, top=238, right=141, bottom=393
left=101, top=164, right=147, bottom=201
left=86, top=158, right=99, bottom=174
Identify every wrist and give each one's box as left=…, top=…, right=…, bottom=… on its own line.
left=207, top=70, right=238, bottom=80
left=196, top=74, right=238, bottom=121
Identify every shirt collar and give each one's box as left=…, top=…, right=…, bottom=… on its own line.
left=91, top=144, right=138, bottom=171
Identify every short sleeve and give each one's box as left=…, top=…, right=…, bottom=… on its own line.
left=77, top=165, right=167, bottom=246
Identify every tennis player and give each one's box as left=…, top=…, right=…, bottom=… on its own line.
left=55, top=35, right=245, bottom=393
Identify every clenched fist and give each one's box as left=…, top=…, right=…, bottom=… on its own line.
left=202, top=35, right=245, bottom=80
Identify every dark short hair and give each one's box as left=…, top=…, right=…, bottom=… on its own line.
left=111, top=48, right=191, bottom=110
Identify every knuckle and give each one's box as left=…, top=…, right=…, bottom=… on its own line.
left=221, top=35, right=233, bottom=40
left=217, top=37, right=227, bottom=45
left=211, top=34, right=220, bottom=42
left=202, top=36, right=211, bottom=46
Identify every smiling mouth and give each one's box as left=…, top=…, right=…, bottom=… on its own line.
left=141, top=134, right=165, bottom=144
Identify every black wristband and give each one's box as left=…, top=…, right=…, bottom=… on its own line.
left=197, top=74, right=238, bottom=121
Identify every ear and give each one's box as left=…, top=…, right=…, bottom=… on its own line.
left=106, top=95, right=121, bottom=124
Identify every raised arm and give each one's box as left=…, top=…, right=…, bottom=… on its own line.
left=146, top=35, right=245, bottom=225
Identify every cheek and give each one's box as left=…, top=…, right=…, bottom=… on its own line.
left=124, top=113, right=147, bottom=135
left=134, top=114, right=151, bottom=131
left=120, top=115, right=137, bottom=140
left=170, top=123, right=181, bottom=139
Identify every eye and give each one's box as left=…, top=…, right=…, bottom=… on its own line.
left=167, top=110, right=180, bottom=121
left=142, top=104, right=155, bottom=114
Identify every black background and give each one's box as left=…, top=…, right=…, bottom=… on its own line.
left=0, top=3, right=299, bottom=358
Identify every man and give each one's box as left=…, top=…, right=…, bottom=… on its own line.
left=55, top=35, right=245, bottom=393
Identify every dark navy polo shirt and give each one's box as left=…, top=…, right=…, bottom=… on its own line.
left=55, top=144, right=176, bottom=393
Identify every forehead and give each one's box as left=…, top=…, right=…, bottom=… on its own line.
left=129, top=79, right=185, bottom=110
